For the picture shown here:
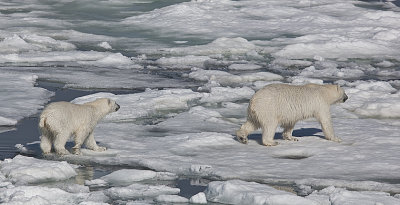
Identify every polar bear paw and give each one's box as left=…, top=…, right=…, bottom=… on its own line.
left=72, top=147, right=82, bottom=155
left=237, top=136, right=248, bottom=144
left=56, top=149, right=71, bottom=155
left=283, top=135, right=299, bottom=141
left=263, top=141, right=278, bottom=146
left=236, top=130, right=249, bottom=144
left=329, top=137, right=342, bottom=143
left=94, top=146, right=107, bottom=152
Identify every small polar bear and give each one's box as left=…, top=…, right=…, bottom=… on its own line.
left=39, top=98, right=120, bottom=155
left=236, top=83, right=348, bottom=146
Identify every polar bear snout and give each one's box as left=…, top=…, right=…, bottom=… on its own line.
left=343, top=93, right=348, bottom=102
left=115, top=103, right=120, bottom=111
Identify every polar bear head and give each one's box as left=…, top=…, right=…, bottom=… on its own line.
left=87, top=98, right=120, bottom=115
left=324, top=84, right=348, bottom=104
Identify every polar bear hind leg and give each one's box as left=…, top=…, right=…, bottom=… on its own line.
left=54, top=132, right=71, bottom=155
left=40, top=134, right=52, bottom=154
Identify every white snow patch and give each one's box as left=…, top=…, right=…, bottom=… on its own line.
left=228, top=63, right=262, bottom=70
left=307, top=186, right=400, bottom=205
left=205, top=180, right=318, bottom=205
left=0, top=72, right=52, bottom=126
left=155, top=195, right=188, bottom=203
left=190, top=192, right=207, bottom=204
left=93, top=169, right=177, bottom=186
left=71, top=89, right=205, bottom=122
left=339, top=81, right=400, bottom=118
left=0, top=186, right=105, bottom=205
left=200, top=86, right=255, bottom=104
left=98, top=42, right=112, bottom=50
left=104, top=184, right=180, bottom=200
left=155, top=55, right=211, bottom=69
left=0, top=155, right=77, bottom=185
left=189, top=68, right=283, bottom=86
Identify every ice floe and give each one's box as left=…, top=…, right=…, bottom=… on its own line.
left=0, top=73, right=52, bottom=126
left=104, top=184, right=180, bottom=201
left=338, top=80, right=400, bottom=118
left=205, top=180, right=317, bottom=205
left=0, top=155, right=77, bottom=185
left=86, top=169, right=177, bottom=187
left=307, top=186, right=400, bottom=205
left=2, top=0, right=400, bottom=204
left=188, top=68, right=283, bottom=87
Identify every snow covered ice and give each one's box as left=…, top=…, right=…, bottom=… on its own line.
left=1, top=0, right=400, bottom=204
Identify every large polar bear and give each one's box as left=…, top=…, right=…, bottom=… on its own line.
left=39, top=98, right=120, bottom=155
left=236, top=83, right=348, bottom=146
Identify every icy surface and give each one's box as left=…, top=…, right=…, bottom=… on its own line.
left=190, top=192, right=207, bottom=204
left=307, top=186, right=400, bottom=205
left=0, top=155, right=76, bottom=185
left=2, top=0, right=400, bottom=204
left=86, top=169, right=177, bottom=187
left=155, top=195, right=188, bottom=203
left=0, top=185, right=108, bottom=205
left=0, top=73, right=52, bottom=126
left=339, top=80, right=400, bottom=118
left=104, top=184, right=180, bottom=200
left=205, top=180, right=317, bottom=205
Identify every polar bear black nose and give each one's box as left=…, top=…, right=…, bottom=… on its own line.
left=115, top=103, right=120, bottom=111
left=343, top=94, right=348, bottom=102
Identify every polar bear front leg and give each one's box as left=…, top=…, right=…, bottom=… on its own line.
left=316, top=111, right=342, bottom=143
left=261, top=122, right=278, bottom=146
left=84, top=132, right=107, bottom=152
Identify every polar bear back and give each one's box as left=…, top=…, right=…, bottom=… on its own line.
left=40, top=102, right=98, bottom=135
left=249, top=84, right=335, bottom=126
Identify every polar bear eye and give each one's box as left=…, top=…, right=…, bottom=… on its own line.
left=107, top=99, right=112, bottom=105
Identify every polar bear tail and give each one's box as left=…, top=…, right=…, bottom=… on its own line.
left=39, top=115, right=46, bottom=128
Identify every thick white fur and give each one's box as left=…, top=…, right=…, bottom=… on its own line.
left=39, top=98, right=120, bottom=155
left=236, top=83, right=348, bottom=146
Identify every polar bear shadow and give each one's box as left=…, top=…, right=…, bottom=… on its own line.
left=245, top=128, right=323, bottom=145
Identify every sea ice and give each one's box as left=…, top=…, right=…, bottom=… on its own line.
left=188, top=68, right=283, bottom=86
left=155, top=55, right=211, bottom=69
left=0, top=155, right=77, bottom=185
left=155, top=195, right=188, bottom=203
left=88, top=169, right=177, bottom=186
left=0, top=185, right=106, bottom=205
left=200, top=86, right=255, bottom=104
left=71, top=89, right=205, bottom=122
left=228, top=63, right=262, bottom=70
left=307, top=186, right=400, bottom=205
left=0, top=34, right=76, bottom=54
left=205, top=180, right=317, bottom=205
left=141, top=37, right=258, bottom=56
left=189, top=192, right=207, bottom=204
left=0, top=72, right=52, bottom=126
left=104, top=184, right=180, bottom=200
left=295, top=178, right=400, bottom=194
left=338, top=80, right=400, bottom=118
